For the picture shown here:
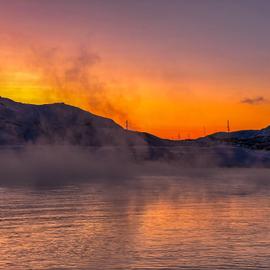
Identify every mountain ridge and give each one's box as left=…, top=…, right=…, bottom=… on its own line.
left=0, top=96, right=171, bottom=147
left=0, top=96, right=270, bottom=150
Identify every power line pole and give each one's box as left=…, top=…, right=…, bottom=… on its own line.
left=227, top=120, right=230, bottom=133
left=125, top=120, right=129, bottom=130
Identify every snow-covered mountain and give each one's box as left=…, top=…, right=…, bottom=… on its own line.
left=0, top=97, right=169, bottom=147
left=1, top=97, right=270, bottom=167
left=0, top=97, right=269, bottom=151
left=197, top=126, right=270, bottom=150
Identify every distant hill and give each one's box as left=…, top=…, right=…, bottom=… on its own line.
left=0, top=97, right=269, bottom=152
left=1, top=97, right=270, bottom=166
left=198, top=127, right=270, bottom=150
left=0, top=97, right=171, bottom=147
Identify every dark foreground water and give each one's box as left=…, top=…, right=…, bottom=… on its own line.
left=0, top=169, right=269, bottom=270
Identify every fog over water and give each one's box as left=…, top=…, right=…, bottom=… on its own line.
left=0, top=145, right=270, bottom=187
left=0, top=146, right=269, bottom=269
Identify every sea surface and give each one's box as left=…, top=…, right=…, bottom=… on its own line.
left=0, top=169, right=269, bottom=270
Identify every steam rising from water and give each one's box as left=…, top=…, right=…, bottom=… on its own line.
left=0, top=145, right=269, bottom=188
left=28, top=46, right=131, bottom=124
left=0, top=145, right=269, bottom=270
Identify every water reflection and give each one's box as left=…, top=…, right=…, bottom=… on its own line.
left=0, top=169, right=269, bottom=269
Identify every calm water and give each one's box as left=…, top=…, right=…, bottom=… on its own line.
left=0, top=169, right=269, bottom=270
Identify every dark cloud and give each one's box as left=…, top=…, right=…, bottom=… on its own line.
left=241, top=96, right=268, bottom=105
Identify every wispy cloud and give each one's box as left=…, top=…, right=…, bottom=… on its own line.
left=241, top=96, right=268, bottom=105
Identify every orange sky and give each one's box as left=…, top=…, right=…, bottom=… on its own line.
left=1, top=1, right=270, bottom=139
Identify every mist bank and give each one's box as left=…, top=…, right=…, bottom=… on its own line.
left=0, top=144, right=270, bottom=187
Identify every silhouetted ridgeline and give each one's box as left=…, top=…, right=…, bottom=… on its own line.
left=197, top=127, right=270, bottom=150
left=1, top=97, right=270, bottom=167
left=1, top=97, right=270, bottom=149
left=0, top=97, right=173, bottom=147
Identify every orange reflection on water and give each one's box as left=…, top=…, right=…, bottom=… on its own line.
left=0, top=172, right=269, bottom=269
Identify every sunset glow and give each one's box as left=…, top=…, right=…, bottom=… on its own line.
left=1, top=0, right=270, bottom=139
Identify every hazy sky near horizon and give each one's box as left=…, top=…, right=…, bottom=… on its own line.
left=1, top=0, right=270, bottom=138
